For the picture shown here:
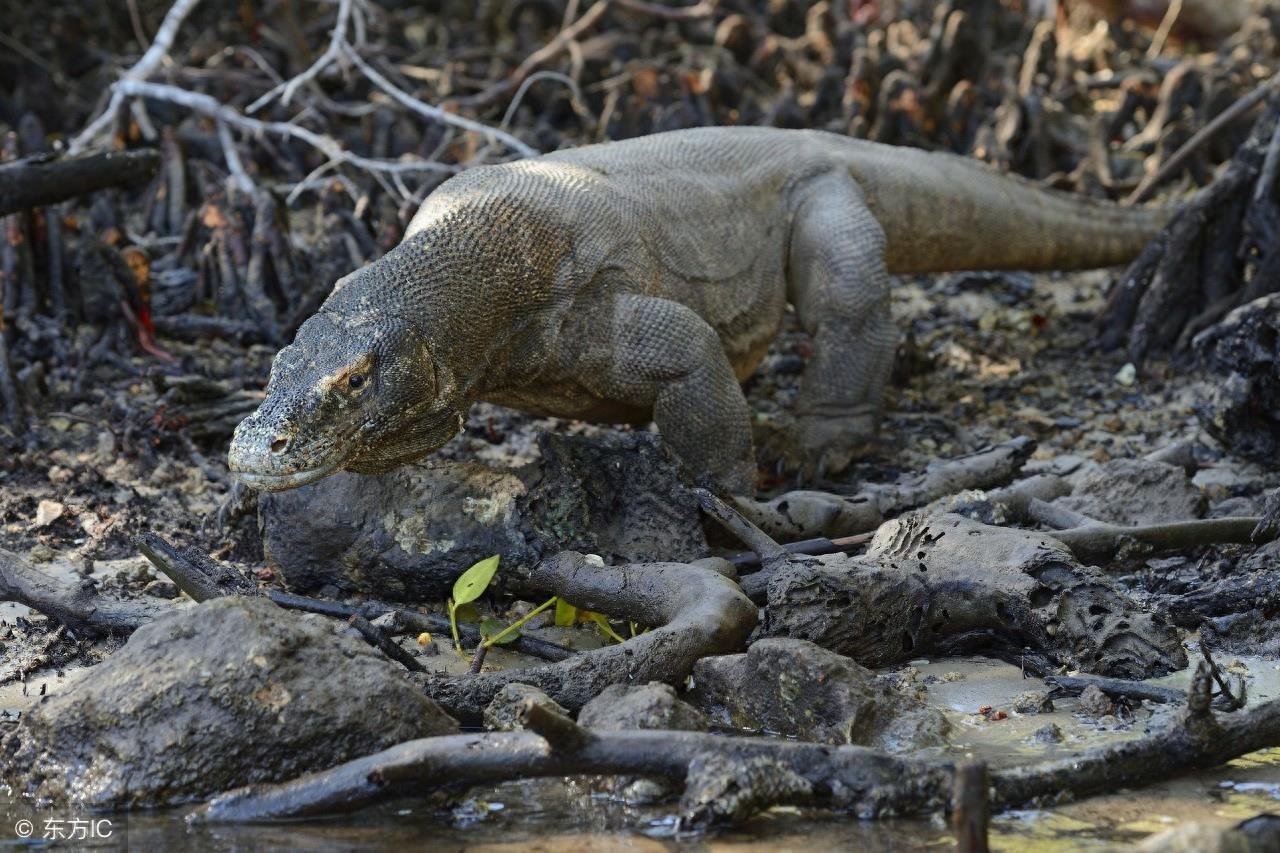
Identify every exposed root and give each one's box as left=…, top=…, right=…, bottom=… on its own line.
left=417, top=551, right=757, bottom=721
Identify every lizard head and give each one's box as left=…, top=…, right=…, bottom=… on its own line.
left=228, top=309, right=464, bottom=491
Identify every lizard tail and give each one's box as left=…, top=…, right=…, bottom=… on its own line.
left=847, top=146, right=1171, bottom=275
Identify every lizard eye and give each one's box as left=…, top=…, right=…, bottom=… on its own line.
left=347, top=373, right=367, bottom=391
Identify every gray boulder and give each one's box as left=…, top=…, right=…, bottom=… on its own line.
left=688, top=638, right=949, bottom=752
left=1, top=596, right=456, bottom=808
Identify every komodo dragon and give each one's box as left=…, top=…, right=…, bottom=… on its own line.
left=228, top=127, right=1168, bottom=494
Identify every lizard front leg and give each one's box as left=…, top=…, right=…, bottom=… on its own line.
left=572, top=293, right=757, bottom=494
left=786, top=171, right=897, bottom=475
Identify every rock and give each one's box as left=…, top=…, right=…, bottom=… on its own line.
left=578, top=682, right=707, bottom=801
left=1135, top=814, right=1280, bottom=852
left=33, top=500, right=64, bottom=528
left=1076, top=684, right=1115, bottom=717
left=1208, top=496, right=1261, bottom=518
left=578, top=682, right=707, bottom=732
left=260, top=432, right=706, bottom=600
left=688, top=638, right=949, bottom=752
left=1030, top=723, right=1064, bottom=743
left=483, top=683, right=566, bottom=732
left=0, top=596, right=457, bottom=808
left=1054, top=458, right=1205, bottom=525
left=1012, top=690, right=1054, bottom=714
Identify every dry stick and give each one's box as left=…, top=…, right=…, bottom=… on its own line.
left=1128, top=76, right=1280, bottom=204
left=348, top=614, right=425, bottom=673
left=614, top=0, right=719, bottom=20
left=1044, top=516, right=1265, bottom=563
left=1144, top=0, right=1183, bottom=60
left=0, top=149, right=160, bottom=216
left=693, top=487, right=789, bottom=564
left=247, top=0, right=355, bottom=112
left=69, top=0, right=204, bottom=153
left=952, top=759, right=990, bottom=853
left=134, top=532, right=226, bottom=602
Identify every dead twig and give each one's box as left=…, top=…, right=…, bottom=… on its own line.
left=1044, top=515, right=1264, bottom=563
left=347, top=614, right=425, bottom=673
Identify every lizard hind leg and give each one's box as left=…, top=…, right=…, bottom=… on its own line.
left=786, top=171, right=898, bottom=477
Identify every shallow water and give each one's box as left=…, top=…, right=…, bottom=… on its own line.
left=4, top=655, right=1279, bottom=850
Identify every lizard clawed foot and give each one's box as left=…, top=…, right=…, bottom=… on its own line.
left=789, top=411, right=877, bottom=481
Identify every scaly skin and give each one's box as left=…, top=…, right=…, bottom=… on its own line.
left=228, top=127, right=1169, bottom=494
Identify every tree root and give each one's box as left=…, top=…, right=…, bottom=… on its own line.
left=1100, top=96, right=1280, bottom=360
left=732, top=437, right=1036, bottom=542
left=193, top=670, right=1280, bottom=828
left=0, top=549, right=164, bottom=637
left=416, top=552, right=757, bottom=721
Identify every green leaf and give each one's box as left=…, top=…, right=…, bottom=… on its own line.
left=453, top=602, right=482, bottom=624
left=588, top=612, right=626, bottom=644
left=480, top=617, right=519, bottom=645
left=453, top=555, right=500, bottom=605
left=554, top=598, right=578, bottom=627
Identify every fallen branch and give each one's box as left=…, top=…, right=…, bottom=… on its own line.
left=417, top=551, right=757, bottom=720
left=0, top=549, right=165, bottom=637
left=1043, top=514, right=1264, bottom=563
left=992, top=661, right=1276, bottom=806
left=0, top=150, right=160, bottom=216
left=191, top=698, right=950, bottom=823
left=1045, top=674, right=1185, bottom=704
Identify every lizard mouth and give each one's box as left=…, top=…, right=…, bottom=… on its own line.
left=229, top=450, right=349, bottom=492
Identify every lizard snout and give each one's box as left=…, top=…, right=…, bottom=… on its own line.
left=227, top=410, right=345, bottom=491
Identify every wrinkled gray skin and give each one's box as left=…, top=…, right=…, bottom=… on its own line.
left=229, top=127, right=1167, bottom=493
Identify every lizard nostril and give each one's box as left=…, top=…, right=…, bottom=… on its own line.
left=270, top=437, right=289, bottom=454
